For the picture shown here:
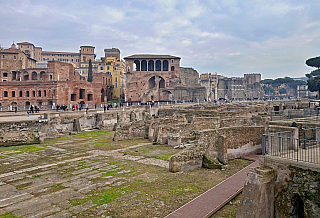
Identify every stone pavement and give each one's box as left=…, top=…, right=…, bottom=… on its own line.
left=0, top=136, right=166, bottom=217
left=164, top=156, right=260, bottom=218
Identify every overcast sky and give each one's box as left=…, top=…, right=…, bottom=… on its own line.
left=1, top=0, right=319, bottom=79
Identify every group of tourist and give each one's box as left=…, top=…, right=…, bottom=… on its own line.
left=27, top=105, right=40, bottom=116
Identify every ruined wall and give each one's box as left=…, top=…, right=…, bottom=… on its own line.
left=170, top=126, right=265, bottom=172
left=220, top=117, right=252, bottom=127
left=169, top=146, right=204, bottom=172
left=148, top=115, right=188, bottom=144
left=201, top=126, right=265, bottom=160
left=179, top=67, right=199, bottom=86
left=192, top=117, right=220, bottom=130
left=238, top=157, right=320, bottom=218
left=113, top=120, right=146, bottom=141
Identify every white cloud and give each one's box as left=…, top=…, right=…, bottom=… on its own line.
left=0, top=0, right=319, bottom=78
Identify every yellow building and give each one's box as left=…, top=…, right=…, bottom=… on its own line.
left=98, top=56, right=125, bottom=100
left=79, top=60, right=100, bottom=78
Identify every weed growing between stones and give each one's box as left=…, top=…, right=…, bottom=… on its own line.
left=0, top=212, right=19, bottom=218
left=50, top=183, right=65, bottom=192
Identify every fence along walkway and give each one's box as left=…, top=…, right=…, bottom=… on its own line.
left=270, top=108, right=319, bottom=121
left=165, top=156, right=259, bottom=218
left=262, top=133, right=320, bottom=164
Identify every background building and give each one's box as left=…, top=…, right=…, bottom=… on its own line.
left=0, top=43, right=112, bottom=110
left=17, top=42, right=95, bottom=68
left=124, top=54, right=206, bottom=102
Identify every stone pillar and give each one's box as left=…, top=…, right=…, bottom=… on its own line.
left=237, top=166, right=275, bottom=218
left=168, top=128, right=181, bottom=147
left=73, top=119, right=81, bottom=133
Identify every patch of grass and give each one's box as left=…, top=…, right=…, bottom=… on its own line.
left=151, top=154, right=172, bottom=161
left=72, top=186, right=130, bottom=207
left=50, top=183, right=65, bottom=192
left=93, top=186, right=129, bottom=206
left=0, top=212, right=20, bottom=218
left=69, top=198, right=88, bottom=206
left=109, top=161, right=123, bottom=165
left=0, top=145, right=44, bottom=155
left=60, top=130, right=113, bottom=140
left=101, top=169, right=122, bottom=177
left=16, top=182, right=33, bottom=190
left=33, top=174, right=42, bottom=178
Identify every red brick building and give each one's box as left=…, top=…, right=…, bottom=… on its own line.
left=124, top=55, right=181, bottom=102
left=124, top=54, right=206, bottom=102
left=0, top=59, right=112, bottom=111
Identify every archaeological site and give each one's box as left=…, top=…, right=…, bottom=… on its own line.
left=0, top=98, right=319, bottom=217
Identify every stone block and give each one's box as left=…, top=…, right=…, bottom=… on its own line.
left=237, top=166, right=275, bottom=218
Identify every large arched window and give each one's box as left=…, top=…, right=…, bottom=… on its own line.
left=159, top=77, right=165, bottom=88
left=40, top=71, right=45, bottom=80
left=134, top=60, right=140, bottom=71
left=32, top=72, right=37, bottom=80
left=23, top=72, right=29, bottom=81
left=149, top=76, right=156, bottom=89
left=148, top=60, right=154, bottom=71
left=141, top=60, right=147, bottom=71
left=163, top=60, right=169, bottom=71
left=156, top=60, right=161, bottom=71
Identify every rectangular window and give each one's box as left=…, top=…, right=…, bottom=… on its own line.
left=115, top=71, right=118, bottom=76
left=12, top=91, right=15, bottom=97
left=32, top=91, right=36, bottom=97
left=107, top=66, right=110, bottom=70
left=44, top=90, right=46, bottom=97
left=87, top=94, right=93, bottom=101
left=76, top=59, right=79, bottom=62
left=79, top=89, right=85, bottom=99
left=71, top=94, right=76, bottom=101
left=19, top=91, right=23, bottom=97
left=115, top=82, right=118, bottom=88
left=4, top=91, right=8, bottom=97
left=100, top=67, right=103, bottom=70
left=14, top=55, right=16, bottom=59
left=71, top=59, right=73, bottom=62
left=26, top=91, right=30, bottom=97
left=43, top=58, right=45, bottom=61
left=3, top=73, right=7, bottom=77
left=83, top=57, right=86, bottom=61
left=38, top=90, right=41, bottom=97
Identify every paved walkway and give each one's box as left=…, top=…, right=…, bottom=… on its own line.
left=165, top=155, right=260, bottom=218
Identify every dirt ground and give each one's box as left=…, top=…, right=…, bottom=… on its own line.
left=0, top=130, right=251, bottom=218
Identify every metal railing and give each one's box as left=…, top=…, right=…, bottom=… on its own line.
left=270, top=108, right=319, bottom=121
left=262, top=133, right=320, bottom=164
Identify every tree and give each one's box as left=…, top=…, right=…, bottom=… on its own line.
left=260, top=79, right=274, bottom=84
left=88, top=59, right=93, bottom=82
left=307, top=76, right=320, bottom=94
left=279, top=88, right=287, bottom=94
left=263, top=86, right=274, bottom=94
left=306, top=56, right=320, bottom=68
left=288, top=80, right=306, bottom=89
